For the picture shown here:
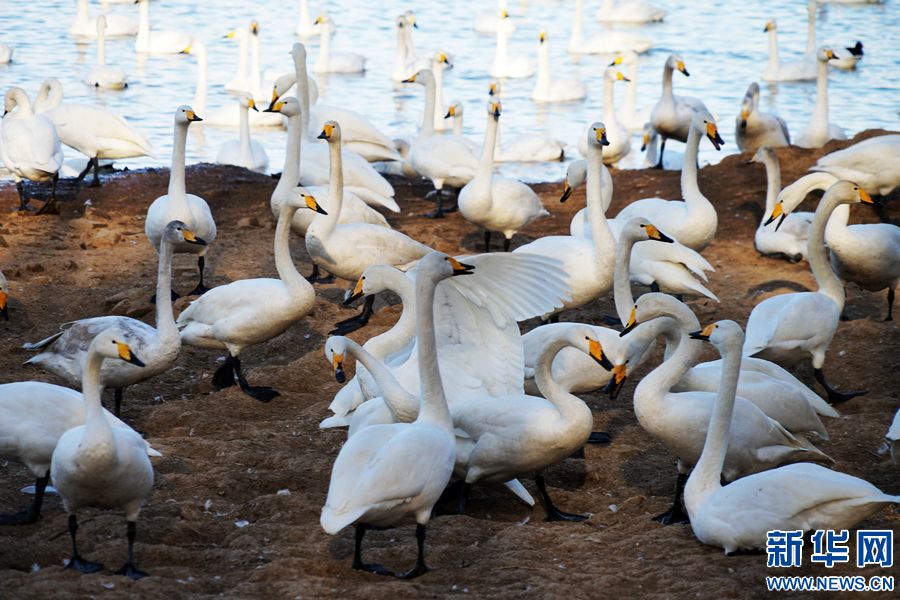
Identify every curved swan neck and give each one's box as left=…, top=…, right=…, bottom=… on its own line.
left=661, top=62, right=674, bottom=99
left=155, top=239, right=178, bottom=341
left=365, top=271, right=418, bottom=358
left=168, top=121, right=189, bottom=199
left=641, top=319, right=701, bottom=394
left=344, top=338, right=414, bottom=411
left=808, top=192, right=846, bottom=307
left=760, top=153, right=782, bottom=223
left=534, top=334, right=593, bottom=423
left=274, top=203, right=310, bottom=295
left=825, top=203, right=850, bottom=241
left=414, top=272, right=453, bottom=430
left=614, top=233, right=637, bottom=323
left=689, top=332, right=743, bottom=500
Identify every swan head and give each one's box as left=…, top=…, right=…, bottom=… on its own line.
left=290, top=42, right=308, bottom=65
left=603, top=362, right=629, bottom=400
left=589, top=122, right=610, bottom=148
left=488, top=81, right=500, bottom=97
left=317, top=121, right=342, bottom=143
left=763, top=19, right=776, bottom=33
left=608, top=51, right=638, bottom=68
left=162, top=220, right=207, bottom=247
left=667, top=54, right=689, bottom=77
left=432, top=51, right=452, bottom=70
left=402, top=69, right=434, bottom=86
left=826, top=180, right=877, bottom=207
left=640, top=123, right=657, bottom=151
left=403, top=11, right=418, bottom=28
left=689, top=320, right=745, bottom=353
left=324, top=336, right=348, bottom=383
left=620, top=293, right=695, bottom=338
left=90, top=328, right=146, bottom=368
left=314, top=15, right=334, bottom=30
left=817, top=46, right=838, bottom=63
left=626, top=219, right=675, bottom=244
left=488, top=101, right=501, bottom=120
left=182, top=39, right=205, bottom=57
left=250, top=20, right=259, bottom=36
left=418, top=252, right=475, bottom=283
left=175, top=105, right=202, bottom=124
left=573, top=330, right=615, bottom=371
left=605, top=67, right=630, bottom=83
left=444, top=101, right=463, bottom=120
left=264, top=95, right=300, bottom=116
left=224, top=28, right=248, bottom=41
left=538, top=30, right=547, bottom=45
left=3, top=86, right=27, bottom=116
left=693, top=112, right=723, bottom=151
left=345, top=265, right=405, bottom=306
left=237, top=93, right=258, bottom=112
left=293, top=192, right=328, bottom=215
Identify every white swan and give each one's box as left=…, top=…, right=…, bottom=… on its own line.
left=82, top=16, right=128, bottom=90
left=621, top=294, right=833, bottom=524
left=177, top=191, right=326, bottom=402
left=736, top=83, right=790, bottom=153
left=532, top=31, right=586, bottom=104
left=578, top=67, right=631, bottom=165
left=649, top=55, right=711, bottom=169
left=406, top=69, right=478, bottom=217
left=216, top=93, right=268, bottom=173
left=490, top=81, right=566, bottom=162
left=145, top=106, right=217, bottom=296
left=563, top=158, right=613, bottom=219
left=70, top=0, right=137, bottom=38
left=313, top=15, right=365, bottom=74
left=459, top=102, right=549, bottom=252
left=569, top=0, right=652, bottom=55
left=685, top=320, right=899, bottom=554
left=24, top=221, right=205, bottom=416
left=513, top=124, right=615, bottom=314
left=267, top=97, right=388, bottom=243
left=224, top=27, right=251, bottom=93
left=614, top=110, right=723, bottom=251
left=0, top=375, right=159, bottom=526
left=596, top=0, right=665, bottom=24
left=430, top=52, right=453, bottom=131
left=796, top=47, right=847, bottom=148
left=392, top=12, right=430, bottom=82
left=751, top=148, right=813, bottom=263
left=802, top=1, right=863, bottom=71
left=0, top=87, right=63, bottom=213
left=489, top=11, right=533, bottom=79
left=134, top=0, right=192, bottom=55
left=450, top=325, right=614, bottom=520
left=474, top=0, right=515, bottom=34
left=776, top=172, right=900, bottom=321
left=744, top=181, right=874, bottom=402
left=36, top=79, right=153, bottom=187
left=610, top=51, right=649, bottom=132
left=50, top=330, right=153, bottom=579
left=0, top=45, right=12, bottom=64
left=811, top=134, right=900, bottom=196
left=443, top=101, right=465, bottom=136
left=762, top=19, right=817, bottom=82
left=320, top=252, right=461, bottom=578
left=295, top=0, right=320, bottom=38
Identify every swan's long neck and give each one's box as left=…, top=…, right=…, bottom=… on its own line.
left=318, top=24, right=332, bottom=69
left=661, top=62, right=674, bottom=102
left=193, top=47, right=207, bottom=116
left=77, top=0, right=88, bottom=22
left=587, top=141, right=616, bottom=271
left=452, top=112, right=463, bottom=136
left=299, top=0, right=312, bottom=27
left=687, top=332, right=743, bottom=505
left=603, top=75, right=617, bottom=123
left=364, top=270, right=418, bottom=359
left=495, top=23, right=508, bottom=69
left=97, top=23, right=107, bottom=66
left=274, top=203, right=311, bottom=297
left=536, top=43, right=550, bottom=91
left=418, top=77, right=437, bottom=138
left=533, top=334, right=593, bottom=426
left=294, top=53, right=311, bottom=135
left=681, top=124, right=703, bottom=202
left=317, top=137, right=343, bottom=235
left=345, top=338, right=415, bottom=414
left=413, top=272, right=453, bottom=431
left=614, top=232, right=637, bottom=323
left=234, top=35, right=249, bottom=88
left=154, top=238, right=178, bottom=343
left=825, top=203, right=850, bottom=246
left=767, top=29, right=780, bottom=73
left=638, top=319, right=701, bottom=401
left=808, top=191, right=845, bottom=308
left=250, top=34, right=262, bottom=97
left=432, top=65, right=445, bottom=129
left=81, top=347, right=117, bottom=464
left=168, top=122, right=188, bottom=200
left=760, top=153, right=782, bottom=226
left=137, top=0, right=150, bottom=48
left=395, top=26, right=408, bottom=73
left=805, top=4, right=816, bottom=58
left=478, top=114, right=499, bottom=182
left=239, top=103, right=252, bottom=162
left=811, top=59, right=830, bottom=137
left=571, top=0, right=584, bottom=44
left=275, top=111, right=302, bottom=200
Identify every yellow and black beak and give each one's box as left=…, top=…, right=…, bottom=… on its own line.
left=615, top=71, right=630, bottom=83
left=332, top=352, right=346, bottom=383
left=706, top=122, right=724, bottom=150
left=402, top=73, right=417, bottom=83
left=619, top=307, right=638, bottom=337
left=265, top=88, right=281, bottom=112
left=303, top=194, right=328, bottom=215
left=857, top=187, right=879, bottom=206
left=317, top=123, right=334, bottom=140
left=587, top=338, right=614, bottom=371
left=595, top=128, right=610, bottom=146
left=448, top=257, right=475, bottom=276
left=603, top=364, right=628, bottom=400
left=608, top=56, right=623, bottom=67
left=0, top=290, right=8, bottom=321
left=180, top=45, right=191, bottom=55
left=186, top=110, right=203, bottom=123
left=444, top=107, right=454, bottom=119
left=490, top=101, right=501, bottom=118
left=764, top=201, right=787, bottom=231
left=641, top=131, right=649, bottom=151
left=182, top=228, right=207, bottom=246
left=689, top=323, right=716, bottom=341
left=676, top=60, right=689, bottom=77
left=344, top=276, right=366, bottom=305
left=248, top=98, right=259, bottom=112
left=538, top=32, right=546, bottom=44
left=560, top=181, right=573, bottom=203
left=116, top=341, right=146, bottom=368
left=643, top=224, right=674, bottom=243
left=739, top=108, right=749, bottom=129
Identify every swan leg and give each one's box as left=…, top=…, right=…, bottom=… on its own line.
left=65, top=514, right=104, bottom=574
left=212, top=356, right=237, bottom=389
left=90, top=158, right=101, bottom=188
left=813, top=368, right=867, bottom=404
left=352, top=524, right=394, bottom=577
left=15, top=181, right=33, bottom=212
left=649, top=281, right=660, bottom=293
left=35, top=174, right=60, bottom=215
left=115, top=521, right=149, bottom=580
left=305, top=264, right=335, bottom=284
left=75, top=159, right=93, bottom=183
left=502, top=236, right=511, bottom=252
left=885, top=288, right=894, bottom=322
left=535, top=474, right=588, bottom=522
left=458, top=482, right=471, bottom=515
left=652, top=472, right=690, bottom=525
left=484, top=230, right=492, bottom=253
left=187, top=257, right=211, bottom=296
left=588, top=432, right=611, bottom=444
left=726, top=547, right=766, bottom=557
left=0, top=472, right=49, bottom=525
left=113, top=388, right=124, bottom=417
left=425, top=188, right=447, bottom=219
left=150, top=289, right=181, bottom=305
left=655, top=138, right=666, bottom=169
left=232, top=356, right=280, bottom=402
left=330, top=296, right=375, bottom=335
left=397, top=524, right=430, bottom=579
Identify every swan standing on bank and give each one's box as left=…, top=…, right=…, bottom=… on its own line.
left=70, top=0, right=137, bottom=38
left=321, top=252, right=465, bottom=578
left=735, top=82, right=790, bottom=153
left=135, top=0, right=193, bottom=54
left=796, top=47, right=847, bottom=148
left=82, top=16, right=128, bottom=90
left=1, top=87, right=63, bottom=213
left=50, top=331, right=153, bottom=579
left=24, top=221, right=206, bottom=416
left=313, top=15, right=366, bottom=74
left=686, top=320, right=899, bottom=554
left=458, top=102, right=549, bottom=252
left=744, top=181, right=873, bottom=402
left=145, top=106, right=217, bottom=297
left=752, top=148, right=813, bottom=262
left=177, top=192, right=327, bottom=401
left=216, top=93, right=268, bottom=173
left=532, top=31, right=586, bottom=103
left=649, top=55, right=710, bottom=169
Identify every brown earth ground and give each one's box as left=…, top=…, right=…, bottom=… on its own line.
left=0, top=130, right=897, bottom=600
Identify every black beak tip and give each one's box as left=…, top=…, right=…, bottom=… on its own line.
left=688, top=331, right=706, bottom=340
left=343, top=291, right=364, bottom=306
left=130, top=356, right=146, bottom=368
left=658, top=233, right=675, bottom=244
left=740, top=119, right=747, bottom=129
left=774, top=213, right=787, bottom=231
left=335, top=368, right=346, bottom=384
left=316, top=133, right=327, bottom=140
left=194, top=237, right=208, bottom=246
left=683, top=69, right=690, bottom=77
left=640, top=142, right=647, bottom=151
left=316, top=206, right=328, bottom=215
left=560, top=188, right=572, bottom=203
